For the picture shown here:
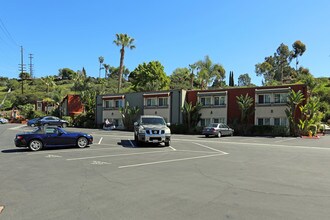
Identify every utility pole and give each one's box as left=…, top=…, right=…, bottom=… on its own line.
left=18, top=46, right=26, bottom=94
left=29, top=53, right=34, bottom=78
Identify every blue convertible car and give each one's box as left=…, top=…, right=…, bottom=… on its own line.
left=15, top=126, right=93, bottom=151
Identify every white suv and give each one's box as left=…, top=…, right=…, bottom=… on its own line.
left=134, top=115, right=171, bottom=146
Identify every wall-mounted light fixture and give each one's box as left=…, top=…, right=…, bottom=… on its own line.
left=155, top=111, right=157, bottom=115
left=111, top=112, right=114, bottom=115
left=210, top=111, right=213, bottom=114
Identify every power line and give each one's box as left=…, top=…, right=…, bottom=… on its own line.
left=0, top=17, right=18, bottom=47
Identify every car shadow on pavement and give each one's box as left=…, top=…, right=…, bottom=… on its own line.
left=1, top=148, right=30, bottom=153
left=119, top=140, right=167, bottom=148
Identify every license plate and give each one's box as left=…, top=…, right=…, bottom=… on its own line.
left=152, top=140, right=159, bottom=143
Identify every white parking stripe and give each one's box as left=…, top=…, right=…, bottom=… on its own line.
left=66, top=150, right=172, bottom=161
left=118, top=153, right=225, bottom=169
left=98, top=137, right=103, bottom=144
left=169, top=146, right=176, bottom=151
left=193, top=142, right=229, bottom=154
left=128, top=140, right=135, bottom=147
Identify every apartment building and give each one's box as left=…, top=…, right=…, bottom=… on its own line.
left=95, top=84, right=307, bottom=129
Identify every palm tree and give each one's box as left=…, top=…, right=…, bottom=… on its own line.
left=113, top=33, right=135, bottom=93
left=41, top=76, right=56, bottom=93
left=236, top=93, right=254, bottom=134
left=103, top=64, right=110, bottom=78
left=285, top=90, right=305, bottom=136
left=188, top=64, right=197, bottom=89
left=98, top=56, right=104, bottom=78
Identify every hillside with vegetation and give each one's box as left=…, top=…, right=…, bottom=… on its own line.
left=0, top=36, right=329, bottom=133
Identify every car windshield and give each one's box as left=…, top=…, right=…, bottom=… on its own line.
left=141, top=117, right=165, bottom=125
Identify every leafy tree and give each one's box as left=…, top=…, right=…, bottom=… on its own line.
left=255, top=41, right=306, bottom=85
left=58, top=68, right=76, bottom=80
left=6, top=79, right=20, bottom=92
left=19, top=72, right=31, bottom=94
left=169, top=68, right=191, bottom=89
left=238, top=73, right=252, bottom=87
left=129, top=61, right=170, bottom=92
left=236, top=93, right=254, bottom=134
left=291, top=40, right=306, bottom=71
left=113, top=33, right=135, bottom=93
left=195, top=56, right=226, bottom=89
left=285, top=90, right=305, bottom=136
left=119, top=101, right=140, bottom=131
left=98, top=56, right=104, bottom=78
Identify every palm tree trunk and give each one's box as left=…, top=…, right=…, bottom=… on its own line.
left=118, top=47, right=125, bottom=93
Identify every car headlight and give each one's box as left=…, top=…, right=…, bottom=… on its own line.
left=165, top=128, right=171, bottom=135
left=138, top=127, right=146, bottom=134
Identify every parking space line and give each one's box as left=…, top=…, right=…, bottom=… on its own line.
left=98, top=137, right=103, bottom=144
left=118, top=153, right=225, bottom=169
left=128, top=140, right=135, bottom=147
left=66, top=150, right=173, bottom=161
left=169, top=146, right=176, bottom=151
left=193, top=142, right=229, bottom=154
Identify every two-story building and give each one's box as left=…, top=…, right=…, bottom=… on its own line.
left=96, top=89, right=186, bottom=128
left=95, top=84, right=307, bottom=129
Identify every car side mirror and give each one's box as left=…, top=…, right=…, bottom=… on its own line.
left=166, top=122, right=171, bottom=127
left=134, top=122, right=138, bottom=126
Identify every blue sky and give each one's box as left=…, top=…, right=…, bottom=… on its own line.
left=0, top=0, right=329, bottom=86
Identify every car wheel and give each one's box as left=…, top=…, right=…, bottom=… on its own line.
left=165, top=141, right=170, bottom=147
left=62, top=123, right=67, bottom=128
left=77, top=137, right=88, bottom=148
left=217, top=132, right=222, bottom=138
left=205, top=135, right=209, bottom=138
left=29, top=139, right=43, bottom=151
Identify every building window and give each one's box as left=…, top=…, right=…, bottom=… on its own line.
left=115, top=99, right=124, bottom=108
left=200, top=97, right=211, bottom=106
left=158, top=97, right=168, bottom=107
left=200, top=118, right=211, bottom=127
left=274, top=93, right=288, bottom=103
left=274, top=117, right=287, bottom=126
left=146, top=98, right=157, bottom=106
left=258, top=94, right=270, bottom=104
left=214, top=96, right=225, bottom=106
left=213, top=118, right=225, bottom=123
left=104, top=100, right=111, bottom=108
left=258, top=118, right=271, bottom=125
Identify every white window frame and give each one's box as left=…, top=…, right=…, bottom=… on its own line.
left=158, top=97, right=168, bottom=107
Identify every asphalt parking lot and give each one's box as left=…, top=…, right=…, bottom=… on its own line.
left=1, top=123, right=330, bottom=220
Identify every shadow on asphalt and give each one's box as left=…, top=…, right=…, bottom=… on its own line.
left=119, top=140, right=167, bottom=148
left=1, top=148, right=29, bottom=153
left=1, top=146, right=91, bottom=153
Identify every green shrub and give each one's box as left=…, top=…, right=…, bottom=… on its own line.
left=251, top=125, right=289, bottom=137
left=62, top=116, right=73, bottom=126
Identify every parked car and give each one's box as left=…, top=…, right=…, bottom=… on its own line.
left=27, top=117, right=44, bottom=127
left=202, top=123, right=234, bottom=138
left=134, top=115, right=171, bottom=146
left=14, top=126, right=93, bottom=151
left=36, top=116, right=69, bottom=127
left=0, top=117, right=8, bottom=124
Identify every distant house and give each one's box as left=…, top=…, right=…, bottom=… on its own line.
left=59, top=94, right=84, bottom=117
left=35, top=100, right=56, bottom=114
